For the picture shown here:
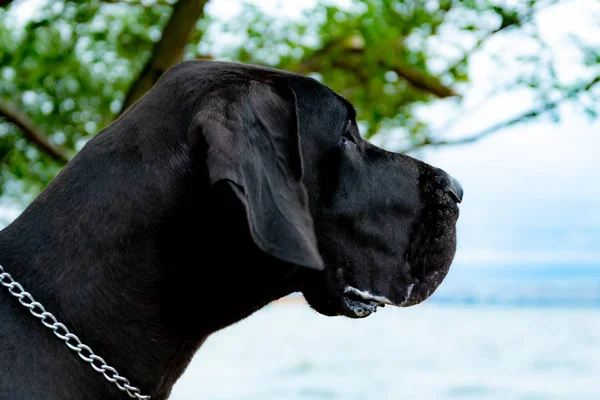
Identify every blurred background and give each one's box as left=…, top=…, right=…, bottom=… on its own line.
left=1, top=0, right=599, bottom=398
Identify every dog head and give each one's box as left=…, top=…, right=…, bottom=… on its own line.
left=186, top=61, right=462, bottom=319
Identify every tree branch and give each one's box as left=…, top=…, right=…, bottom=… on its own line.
left=402, top=75, right=600, bottom=153
left=402, top=108, right=548, bottom=152
left=0, top=100, right=70, bottom=164
left=391, top=63, right=459, bottom=98
left=0, top=0, right=15, bottom=7
left=295, top=39, right=459, bottom=99
left=120, top=0, right=209, bottom=113
left=446, top=0, right=564, bottom=74
left=101, top=0, right=172, bottom=6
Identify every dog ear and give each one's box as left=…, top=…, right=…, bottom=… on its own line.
left=188, top=78, right=324, bottom=270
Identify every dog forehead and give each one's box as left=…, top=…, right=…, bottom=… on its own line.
left=175, top=60, right=352, bottom=138
left=201, top=61, right=349, bottom=112
left=175, top=60, right=352, bottom=114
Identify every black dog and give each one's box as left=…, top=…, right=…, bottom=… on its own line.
left=0, top=60, right=462, bottom=399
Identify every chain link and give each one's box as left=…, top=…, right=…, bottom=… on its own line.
left=0, top=264, right=151, bottom=399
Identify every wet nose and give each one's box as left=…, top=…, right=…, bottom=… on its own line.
left=445, top=175, right=463, bottom=203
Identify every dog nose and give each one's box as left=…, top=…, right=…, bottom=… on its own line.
left=445, top=175, right=463, bottom=203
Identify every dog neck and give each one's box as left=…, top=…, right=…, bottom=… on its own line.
left=0, top=178, right=302, bottom=400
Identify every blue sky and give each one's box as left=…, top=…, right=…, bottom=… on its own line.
left=422, top=113, right=600, bottom=267
left=410, top=0, right=600, bottom=267
left=3, top=0, right=599, bottom=269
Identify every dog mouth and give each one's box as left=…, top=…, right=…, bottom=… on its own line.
left=340, top=264, right=449, bottom=318
left=305, top=197, right=458, bottom=320
left=304, top=251, right=452, bottom=319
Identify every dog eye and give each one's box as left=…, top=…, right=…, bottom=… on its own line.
left=342, top=131, right=357, bottom=146
left=342, top=120, right=357, bottom=145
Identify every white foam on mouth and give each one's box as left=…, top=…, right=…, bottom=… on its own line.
left=344, top=284, right=416, bottom=307
left=344, top=286, right=394, bottom=306
left=400, top=284, right=415, bottom=306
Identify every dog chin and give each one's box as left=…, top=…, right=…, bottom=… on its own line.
left=306, top=286, right=400, bottom=319
left=302, top=245, right=456, bottom=319
left=331, top=257, right=455, bottom=318
left=338, top=278, right=446, bottom=318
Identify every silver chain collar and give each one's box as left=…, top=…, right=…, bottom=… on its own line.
left=0, top=264, right=151, bottom=399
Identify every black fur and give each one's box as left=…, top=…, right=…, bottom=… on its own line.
left=0, top=60, right=461, bottom=399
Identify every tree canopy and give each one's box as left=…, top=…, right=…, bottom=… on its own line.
left=0, top=0, right=598, bottom=202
